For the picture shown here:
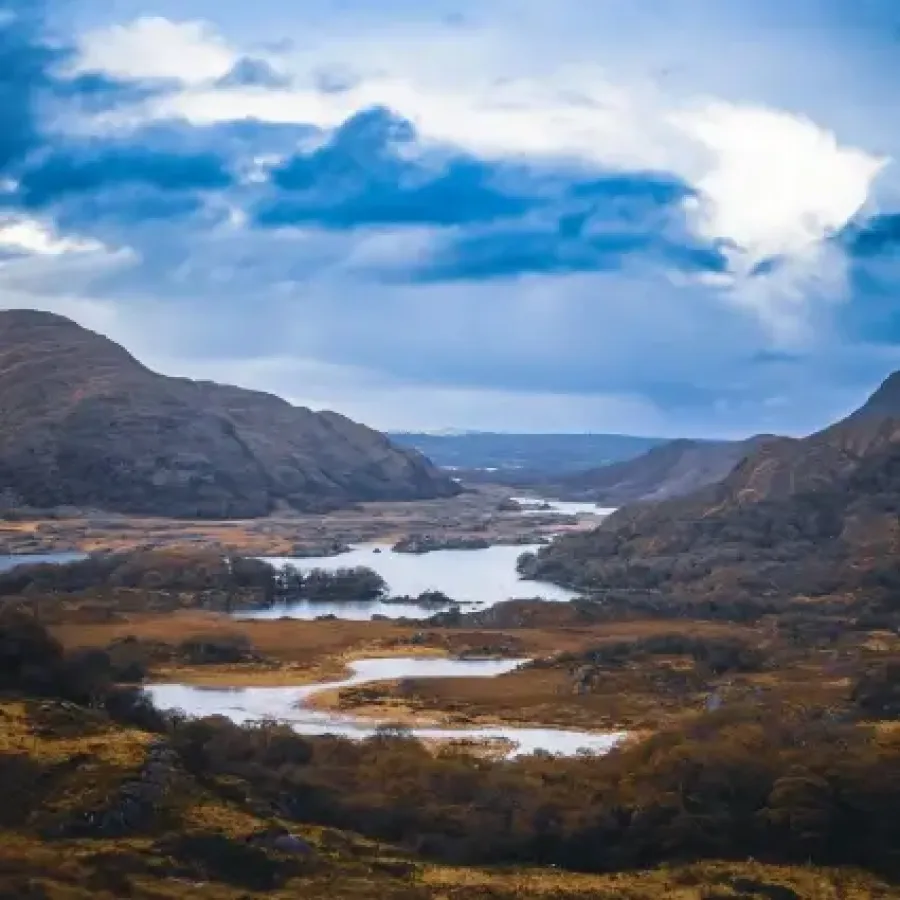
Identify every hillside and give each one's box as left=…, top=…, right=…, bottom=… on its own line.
left=388, top=431, right=668, bottom=478
left=522, top=372, right=900, bottom=604
left=549, top=436, right=772, bottom=505
left=0, top=310, right=459, bottom=517
left=1, top=609, right=899, bottom=899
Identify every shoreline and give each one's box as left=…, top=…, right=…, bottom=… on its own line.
left=145, top=650, right=663, bottom=738
left=145, top=654, right=632, bottom=759
left=0, top=486, right=603, bottom=558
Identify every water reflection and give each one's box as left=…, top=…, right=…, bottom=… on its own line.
left=510, top=497, right=616, bottom=517
left=0, top=552, right=88, bottom=573
left=243, top=542, right=577, bottom=621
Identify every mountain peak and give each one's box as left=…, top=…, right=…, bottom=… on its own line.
left=854, top=371, right=900, bottom=419
left=0, top=308, right=458, bottom=517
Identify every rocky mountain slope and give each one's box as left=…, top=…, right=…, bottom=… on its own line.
left=522, top=373, right=900, bottom=604
left=549, top=436, right=772, bottom=505
left=0, top=310, right=459, bottom=517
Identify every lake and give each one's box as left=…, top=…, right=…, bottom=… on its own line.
left=0, top=543, right=573, bottom=621
left=147, top=656, right=626, bottom=758
left=0, top=551, right=88, bottom=573
left=244, top=542, right=578, bottom=620
left=510, top=497, right=617, bottom=517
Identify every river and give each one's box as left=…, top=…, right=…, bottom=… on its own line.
left=147, top=657, right=626, bottom=758
left=0, top=515, right=623, bottom=757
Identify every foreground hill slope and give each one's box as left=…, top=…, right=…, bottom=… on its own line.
left=0, top=310, right=458, bottom=517
left=523, top=373, right=900, bottom=599
left=550, top=436, right=773, bottom=505
left=1, top=610, right=898, bottom=899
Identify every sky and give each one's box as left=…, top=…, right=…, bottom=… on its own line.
left=1, top=1, right=899, bottom=437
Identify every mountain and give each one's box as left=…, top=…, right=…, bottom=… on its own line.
left=0, top=310, right=459, bottom=517
left=388, top=431, right=669, bottom=478
left=548, top=436, right=773, bottom=505
left=522, top=373, right=900, bottom=605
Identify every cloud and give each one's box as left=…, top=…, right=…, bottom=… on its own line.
left=50, top=71, right=181, bottom=114
left=84, top=15, right=884, bottom=340
left=0, top=0, right=59, bottom=172
left=672, top=102, right=888, bottom=268
left=18, top=144, right=234, bottom=209
left=250, top=105, right=729, bottom=282
left=216, top=57, right=291, bottom=89
left=0, top=4, right=894, bottom=438
left=75, top=17, right=236, bottom=84
left=256, top=106, right=536, bottom=229
left=0, top=215, right=104, bottom=256
left=845, top=212, right=900, bottom=257
left=409, top=172, right=727, bottom=281
left=833, top=210, right=900, bottom=348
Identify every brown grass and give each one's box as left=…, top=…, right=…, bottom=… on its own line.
left=51, top=612, right=843, bottom=730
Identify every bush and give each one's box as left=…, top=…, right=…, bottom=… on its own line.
left=852, top=660, right=900, bottom=719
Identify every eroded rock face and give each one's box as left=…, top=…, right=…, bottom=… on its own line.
left=0, top=310, right=459, bottom=518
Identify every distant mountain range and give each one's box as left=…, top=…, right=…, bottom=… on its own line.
left=389, top=430, right=774, bottom=504
left=388, top=431, right=670, bottom=478
left=0, top=310, right=459, bottom=517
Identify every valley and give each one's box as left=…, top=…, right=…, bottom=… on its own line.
left=0, top=485, right=602, bottom=557
left=3, top=316, right=900, bottom=897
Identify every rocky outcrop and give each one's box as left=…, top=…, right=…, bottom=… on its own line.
left=0, top=310, right=459, bottom=518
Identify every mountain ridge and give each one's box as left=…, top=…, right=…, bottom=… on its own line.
left=522, top=371, right=900, bottom=602
left=0, top=309, right=459, bottom=517
left=547, top=435, right=777, bottom=505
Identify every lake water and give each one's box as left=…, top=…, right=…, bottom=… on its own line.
left=0, top=551, right=88, bottom=574
left=0, top=543, right=574, bottom=621
left=147, top=656, right=626, bottom=759
left=510, top=497, right=617, bottom=517
left=243, top=542, right=578, bottom=621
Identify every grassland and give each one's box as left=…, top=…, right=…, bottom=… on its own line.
left=44, top=603, right=895, bottom=735
left=2, top=696, right=898, bottom=900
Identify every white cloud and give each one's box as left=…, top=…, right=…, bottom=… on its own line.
left=82, top=20, right=886, bottom=289
left=672, top=102, right=888, bottom=265
left=0, top=218, right=105, bottom=256
left=725, top=243, right=850, bottom=346
left=75, top=17, right=237, bottom=84
left=48, top=11, right=898, bottom=433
